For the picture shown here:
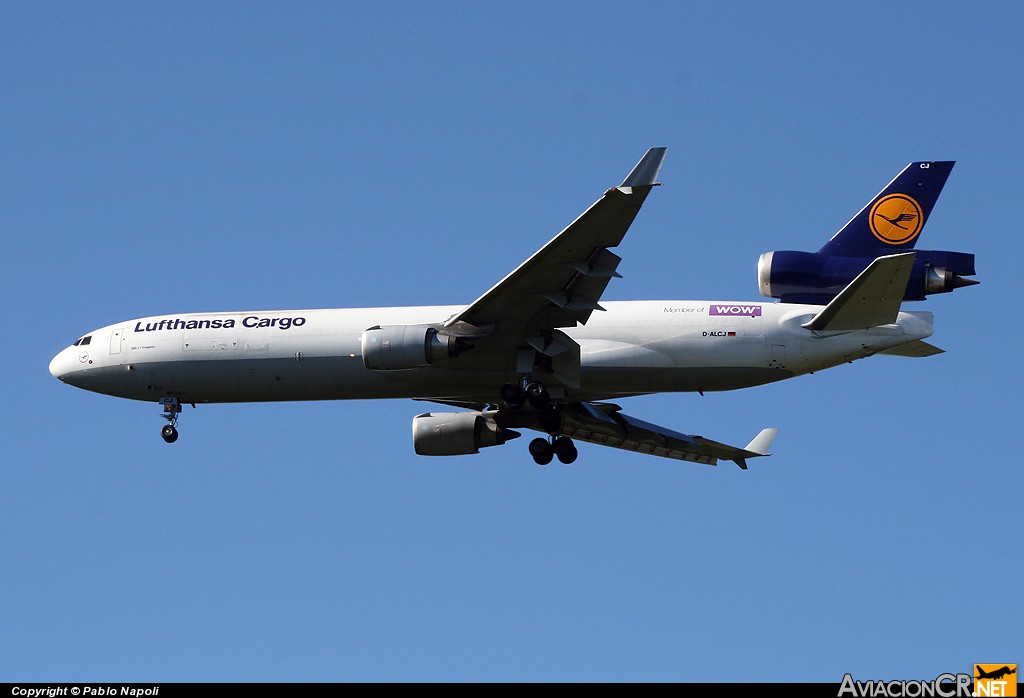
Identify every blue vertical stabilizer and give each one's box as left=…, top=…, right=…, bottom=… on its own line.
left=818, top=161, right=954, bottom=257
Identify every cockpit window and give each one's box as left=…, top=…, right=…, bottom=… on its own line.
left=73, top=336, right=92, bottom=346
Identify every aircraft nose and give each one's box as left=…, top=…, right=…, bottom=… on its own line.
left=49, top=348, right=77, bottom=381
left=49, top=351, right=65, bottom=379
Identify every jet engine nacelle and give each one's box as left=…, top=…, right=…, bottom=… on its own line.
left=361, top=325, right=466, bottom=370
left=757, top=250, right=977, bottom=304
left=412, top=411, right=520, bottom=456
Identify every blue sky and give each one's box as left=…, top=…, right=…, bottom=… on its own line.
left=2, top=1, right=1020, bottom=682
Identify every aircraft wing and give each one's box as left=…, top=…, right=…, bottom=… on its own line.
left=443, top=148, right=667, bottom=347
left=552, top=402, right=777, bottom=469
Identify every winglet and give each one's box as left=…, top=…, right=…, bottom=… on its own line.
left=802, top=252, right=916, bottom=331
left=745, top=428, right=778, bottom=455
left=733, top=428, right=778, bottom=470
left=620, top=147, right=668, bottom=188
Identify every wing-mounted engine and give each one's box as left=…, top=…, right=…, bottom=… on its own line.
left=361, top=325, right=472, bottom=370
left=758, top=249, right=978, bottom=305
left=412, top=411, right=520, bottom=456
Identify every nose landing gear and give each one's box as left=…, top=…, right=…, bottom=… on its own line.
left=161, top=423, right=178, bottom=443
left=159, top=397, right=181, bottom=443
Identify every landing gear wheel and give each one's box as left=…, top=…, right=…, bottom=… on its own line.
left=159, top=397, right=183, bottom=443
left=525, top=382, right=550, bottom=409
left=528, top=437, right=553, bottom=466
left=160, top=424, right=179, bottom=443
left=500, top=383, right=525, bottom=410
left=552, top=436, right=577, bottom=464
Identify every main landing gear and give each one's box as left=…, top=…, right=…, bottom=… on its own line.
left=500, top=377, right=578, bottom=465
left=159, top=397, right=181, bottom=443
left=500, top=381, right=550, bottom=410
left=528, top=435, right=578, bottom=465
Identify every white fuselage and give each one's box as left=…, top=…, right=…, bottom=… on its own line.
left=49, top=300, right=933, bottom=405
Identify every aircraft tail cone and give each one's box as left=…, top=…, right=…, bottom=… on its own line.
left=951, top=275, right=979, bottom=289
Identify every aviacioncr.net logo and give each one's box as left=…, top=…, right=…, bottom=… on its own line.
left=869, top=193, right=924, bottom=245
left=974, top=664, right=1017, bottom=697
left=838, top=673, right=972, bottom=697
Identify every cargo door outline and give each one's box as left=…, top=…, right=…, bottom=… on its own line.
left=109, top=328, right=124, bottom=355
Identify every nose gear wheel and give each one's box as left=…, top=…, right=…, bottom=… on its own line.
left=159, top=397, right=182, bottom=443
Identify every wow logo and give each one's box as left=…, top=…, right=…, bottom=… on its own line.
left=710, top=304, right=762, bottom=317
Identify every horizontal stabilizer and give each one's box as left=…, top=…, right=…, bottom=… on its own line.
left=802, top=252, right=916, bottom=331
left=879, top=340, right=944, bottom=357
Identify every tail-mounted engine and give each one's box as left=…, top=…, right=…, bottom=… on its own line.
left=412, top=412, right=520, bottom=456
left=361, top=325, right=471, bottom=370
left=758, top=250, right=978, bottom=304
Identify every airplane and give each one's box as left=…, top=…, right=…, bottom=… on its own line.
left=48, top=149, right=977, bottom=467
left=976, top=666, right=1017, bottom=681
